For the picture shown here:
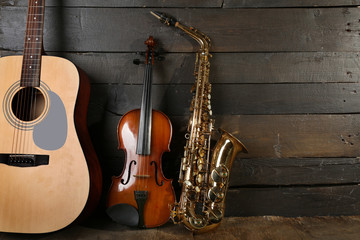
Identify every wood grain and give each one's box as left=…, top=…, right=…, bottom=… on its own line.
left=1, top=8, right=360, bottom=52
left=0, top=0, right=223, bottom=7
left=3, top=1, right=360, bottom=219
left=225, top=185, right=360, bottom=216
left=1, top=215, right=360, bottom=240
left=95, top=114, right=360, bottom=159
left=87, top=83, right=360, bottom=116
left=230, top=158, right=360, bottom=186
left=3, top=51, right=359, bottom=84
left=223, top=0, right=360, bottom=8
left=94, top=113, right=360, bottom=188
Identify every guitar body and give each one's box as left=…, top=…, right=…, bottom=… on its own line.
left=0, top=55, right=102, bottom=233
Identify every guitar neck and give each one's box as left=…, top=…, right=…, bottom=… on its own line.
left=21, top=0, right=45, bottom=87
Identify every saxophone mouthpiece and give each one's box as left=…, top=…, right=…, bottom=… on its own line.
left=150, top=11, right=177, bottom=27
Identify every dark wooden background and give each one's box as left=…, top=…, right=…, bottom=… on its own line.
left=2, top=0, right=360, bottom=217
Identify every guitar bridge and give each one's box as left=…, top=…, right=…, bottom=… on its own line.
left=0, top=154, right=49, bottom=167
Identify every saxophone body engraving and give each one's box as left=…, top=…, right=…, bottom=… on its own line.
left=151, top=11, right=248, bottom=233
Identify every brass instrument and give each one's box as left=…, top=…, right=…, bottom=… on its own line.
left=151, top=11, right=248, bottom=233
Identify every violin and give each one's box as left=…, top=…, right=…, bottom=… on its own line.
left=106, top=36, right=175, bottom=228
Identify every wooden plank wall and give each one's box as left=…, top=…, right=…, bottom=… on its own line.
left=1, top=0, right=360, bottom=217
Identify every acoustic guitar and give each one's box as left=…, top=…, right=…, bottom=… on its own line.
left=0, top=0, right=102, bottom=233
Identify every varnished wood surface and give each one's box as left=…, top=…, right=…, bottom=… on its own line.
left=0, top=56, right=90, bottom=233
left=107, top=109, right=175, bottom=228
left=74, top=68, right=103, bottom=222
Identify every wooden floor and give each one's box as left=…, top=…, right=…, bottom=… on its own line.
left=1, top=215, right=360, bottom=240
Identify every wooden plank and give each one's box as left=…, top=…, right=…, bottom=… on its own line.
left=94, top=113, right=360, bottom=163
left=88, top=83, right=360, bottom=116
left=225, top=185, right=360, bottom=217
left=103, top=155, right=360, bottom=187
left=196, top=216, right=360, bottom=240
left=0, top=0, right=222, bottom=7
left=3, top=51, right=359, bottom=84
left=2, top=8, right=360, bottom=52
left=230, top=158, right=360, bottom=186
left=2, top=216, right=360, bottom=240
left=224, top=0, right=360, bottom=8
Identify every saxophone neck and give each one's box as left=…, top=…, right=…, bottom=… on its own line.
left=150, top=11, right=211, bottom=52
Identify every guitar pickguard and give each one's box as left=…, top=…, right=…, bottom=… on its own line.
left=33, top=90, right=67, bottom=151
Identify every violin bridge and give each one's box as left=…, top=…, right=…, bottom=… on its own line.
left=133, top=174, right=151, bottom=178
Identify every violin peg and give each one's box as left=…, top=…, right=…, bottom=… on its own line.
left=133, top=59, right=144, bottom=65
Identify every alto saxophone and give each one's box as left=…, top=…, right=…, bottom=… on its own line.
left=151, top=11, right=248, bottom=233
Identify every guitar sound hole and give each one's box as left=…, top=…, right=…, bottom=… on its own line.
left=11, top=87, right=45, bottom=122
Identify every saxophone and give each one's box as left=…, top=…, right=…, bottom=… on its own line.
left=151, top=11, right=248, bottom=233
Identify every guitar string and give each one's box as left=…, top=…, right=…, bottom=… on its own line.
left=20, top=0, right=42, bottom=161
left=12, top=0, right=34, bottom=160
left=29, top=0, right=43, bottom=157
left=25, top=0, right=41, bottom=160
left=22, top=0, right=36, bottom=159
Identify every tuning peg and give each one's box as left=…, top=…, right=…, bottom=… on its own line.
left=133, top=59, right=145, bottom=65
left=155, top=55, right=165, bottom=61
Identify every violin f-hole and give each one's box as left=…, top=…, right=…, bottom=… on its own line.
left=121, top=160, right=137, bottom=185
left=150, top=161, right=164, bottom=186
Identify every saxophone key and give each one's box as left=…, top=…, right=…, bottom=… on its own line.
left=211, top=166, right=229, bottom=182
left=198, top=149, right=205, bottom=157
left=186, top=190, right=196, bottom=201
left=196, top=174, right=203, bottom=184
left=184, top=180, right=193, bottom=188
left=197, top=164, right=204, bottom=172
left=208, top=186, right=224, bottom=203
left=208, top=208, right=223, bottom=224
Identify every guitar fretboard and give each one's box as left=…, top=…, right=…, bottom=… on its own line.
left=21, top=0, right=45, bottom=87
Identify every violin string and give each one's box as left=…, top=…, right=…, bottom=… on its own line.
left=147, top=53, right=153, bottom=191
left=143, top=59, right=149, bottom=192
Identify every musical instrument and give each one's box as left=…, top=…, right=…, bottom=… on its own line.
left=0, top=0, right=102, bottom=233
left=151, top=11, right=248, bottom=233
left=106, top=36, right=175, bottom=228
